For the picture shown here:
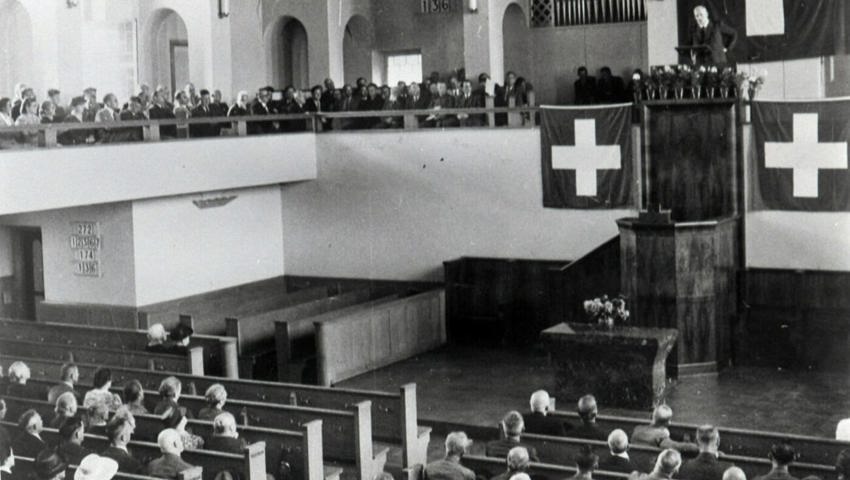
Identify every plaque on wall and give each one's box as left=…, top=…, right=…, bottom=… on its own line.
left=70, top=221, right=101, bottom=277
left=420, top=0, right=452, bottom=14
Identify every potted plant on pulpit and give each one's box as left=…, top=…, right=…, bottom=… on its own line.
left=688, top=67, right=704, bottom=99
left=719, top=67, right=736, bottom=99
left=747, top=74, right=765, bottom=101
left=704, top=66, right=719, bottom=98
left=673, top=65, right=689, bottom=100
left=583, top=295, right=630, bottom=329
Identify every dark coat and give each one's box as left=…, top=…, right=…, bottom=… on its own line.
left=678, top=452, right=734, bottom=480
left=689, top=21, right=738, bottom=65
left=524, top=412, right=568, bottom=437
left=101, top=446, right=145, bottom=474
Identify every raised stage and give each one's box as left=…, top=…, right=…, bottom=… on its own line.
left=336, top=345, right=847, bottom=438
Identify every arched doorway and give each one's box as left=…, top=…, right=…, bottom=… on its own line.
left=0, top=0, right=33, bottom=97
left=267, top=16, right=309, bottom=88
left=147, top=8, right=189, bottom=96
left=343, top=15, right=374, bottom=85
left=502, top=3, right=529, bottom=86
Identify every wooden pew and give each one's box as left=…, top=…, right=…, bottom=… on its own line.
left=0, top=337, right=203, bottom=375
left=0, top=317, right=237, bottom=378
left=6, top=385, right=387, bottom=480
left=13, top=358, right=431, bottom=469
left=460, top=456, right=631, bottom=480
left=550, top=409, right=848, bottom=466
left=315, top=289, right=446, bottom=386
left=275, top=294, right=402, bottom=383
left=14, top=456, right=202, bottom=480
left=139, top=284, right=330, bottom=334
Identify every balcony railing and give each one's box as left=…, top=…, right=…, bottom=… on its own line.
left=531, top=0, right=647, bottom=28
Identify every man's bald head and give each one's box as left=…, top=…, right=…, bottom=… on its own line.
left=608, top=429, right=629, bottom=454
left=694, top=5, right=710, bottom=27
left=530, top=390, right=550, bottom=414
left=578, top=395, right=598, bottom=422
left=723, top=467, right=746, bottom=480
left=651, top=405, right=674, bottom=426
left=653, top=449, right=682, bottom=477
left=506, top=447, right=530, bottom=471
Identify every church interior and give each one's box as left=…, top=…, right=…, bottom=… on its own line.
left=0, top=1, right=849, bottom=480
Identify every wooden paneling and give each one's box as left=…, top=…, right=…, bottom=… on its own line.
left=737, top=268, right=850, bottom=371
left=444, top=257, right=571, bottom=347
left=547, top=236, right=620, bottom=326
left=36, top=300, right=138, bottom=329
left=315, top=290, right=446, bottom=386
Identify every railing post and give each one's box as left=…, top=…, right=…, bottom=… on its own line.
left=507, top=96, right=522, bottom=127
left=236, top=120, right=248, bottom=137
left=39, top=127, right=57, bottom=148
left=485, top=96, right=495, bottom=128
left=143, top=124, right=161, bottom=142
left=403, top=113, right=417, bottom=130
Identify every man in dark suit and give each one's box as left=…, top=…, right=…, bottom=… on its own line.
left=101, top=418, right=144, bottom=474
left=689, top=5, right=738, bottom=66
left=599, top=429, right=640, bottom=474
left=249, top=86, right=277, bottom=135
left=485, top=411, right=540, bottom=462
left=679, top=425, right=733, bottom=480
left=47, top=363, right=79, bottom=405
left=574, top=66, right=596, bottom=105
left=205, top=412, right=248, bottom=454
left=524, top=390, right=568, bottom=436
left=190, top=90, right=219, bottom=138
left=58, top=96, right=93, bottom=146
left=13, top=410, right=46, bottom=458
left=595, top=67, right=625, bottom=104
left=753, top=442, right=798, bottom=480
left=146, top=429, right=196, bottom=479
left=571, top=395, right=608, bottom=441
left=55, top=417, right=92, bottom=467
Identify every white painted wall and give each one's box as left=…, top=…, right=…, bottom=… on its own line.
left=746, top=212, right=850, bottom=271
left=131, top=186, right=285, bottom=305
left=281, top=129, right=635, bottom=281
left=0, top=203, right=137, bottom=305
left=0, top=133, right=318, bottom=216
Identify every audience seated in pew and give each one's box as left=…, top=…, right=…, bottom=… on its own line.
left=55, top=417, right=92, bottom=467
left=678, top=425, right=733, bottom=480
left=490, top=446, right=531, bottom=480
left=567, top=444, right=598, bottom=480
left=630, top=405, right=697, bottom=454
left=85, top=403, right=110, bottom=437
left=629, top=448, right=681, bottom=480
left=146, top=429, right=196, bottom=480
left=51, top=392, right=78, bottom=429
left=571, top=395, right=608, bottom=441
left=145, top=324, right=194, bottom=356
left=426, top=431, right=476, bottom=480
left=154, top=376, right=194, bottom=419
left=123, top=380, right=148, bottom=416
left=204, top=412, right=247, bottom=454
left=525, top=391, right=568, bottom=437
left=486, top=411, right=540, bottom=462
left=6, top=361, right=32, bottom=399
left=34, top=449, right=67, bottom=480
left=754, top=443, right=798, bottom=480
left=598, top=429, right=639, bottom=474
left=101, top=415, right=144, bottom=474
left=196, top=384, right=226, bottom=421
left=15, top=409, right=47, bottom=458
left=83, top=369, right=122, bottom=412
left=47, top=363, right=80, bottom=405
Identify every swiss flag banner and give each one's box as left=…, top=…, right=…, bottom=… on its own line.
left=751, top=99, right=850, bottom=211
left=540, top=104, right=635, bottom=209
left=677, top=0, right=849, bottom=62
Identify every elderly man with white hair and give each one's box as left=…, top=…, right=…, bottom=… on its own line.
left=525, top=390, right=567, bottom=436
left=5, top=361, right=31, bottom=398
left=75, top=454, right=119, bottom=480
left=425, top=431, right=476, bottom=480
left=629, top=449, right=682, bottom=480
left=687, top=4, right=737, bottom=65
left=631, top=405, right=698, bottom=454
left=492, top=447, right=531, bottom=480
left=146, top=428, right=196, bottom=479
left=599, top=429, right=639, bottom=474
left=486, top=411, right=540, bottom=462
left=51, top=392, right=78, bottom=428
left=205, top=412, right=248, bottom=454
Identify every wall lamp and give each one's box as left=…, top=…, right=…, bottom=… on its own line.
left=469, top=0, right=478, bottom=12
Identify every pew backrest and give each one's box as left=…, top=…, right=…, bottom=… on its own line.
left=462, top=455, right=631, bottom=480
left=14, top=456, right=203, bottom=480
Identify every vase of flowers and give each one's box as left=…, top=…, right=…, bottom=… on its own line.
left=583, top=295, right=630, bottom=328
left=719, top=67, right=736, bottom=99
left=747, top=74, right=765, bottom=101
left=704, top=66, right=719, bottom=98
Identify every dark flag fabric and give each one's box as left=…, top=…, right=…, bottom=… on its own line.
left=677, top=0, right=849, bottom=63
left=752, top=99, right=850, bottom=211
left=540, top=104, right=635, bottom=209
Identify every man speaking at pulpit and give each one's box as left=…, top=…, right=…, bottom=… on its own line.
left=689, top=5, right=738, bottom=66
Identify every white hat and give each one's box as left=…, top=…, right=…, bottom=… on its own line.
left=74, top=454, right=118, bottom=480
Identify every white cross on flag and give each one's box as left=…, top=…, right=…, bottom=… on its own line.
left=753, top=100, right=850, bottom=211
left=746, top=0, right=785, bottom=36
left=541, top=105, right=634, bottom=209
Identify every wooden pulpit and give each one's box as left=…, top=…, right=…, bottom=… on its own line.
left=619, top=99, right=742, bottom=375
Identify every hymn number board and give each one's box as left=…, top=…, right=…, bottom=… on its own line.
left=420, top=0, right=452, bottom=14
left=70, top=221, right=101, bottom=277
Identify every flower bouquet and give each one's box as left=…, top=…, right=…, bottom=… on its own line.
left=583, top=295, right=630, bottom=328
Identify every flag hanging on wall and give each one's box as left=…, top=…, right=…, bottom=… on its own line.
left=677, top=0, right=850, bottom=63
left=751, top=99, right=850, bottom=211
left=540, top=104, right=635, bottom=209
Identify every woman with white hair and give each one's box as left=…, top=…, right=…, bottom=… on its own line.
left=145, top=323, right=168, bottom=352
left=5, top=361, right=31, bottom=398
left=197, top=384, right=227, bottom=421
left=227, top=91, right=250, bottom=117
